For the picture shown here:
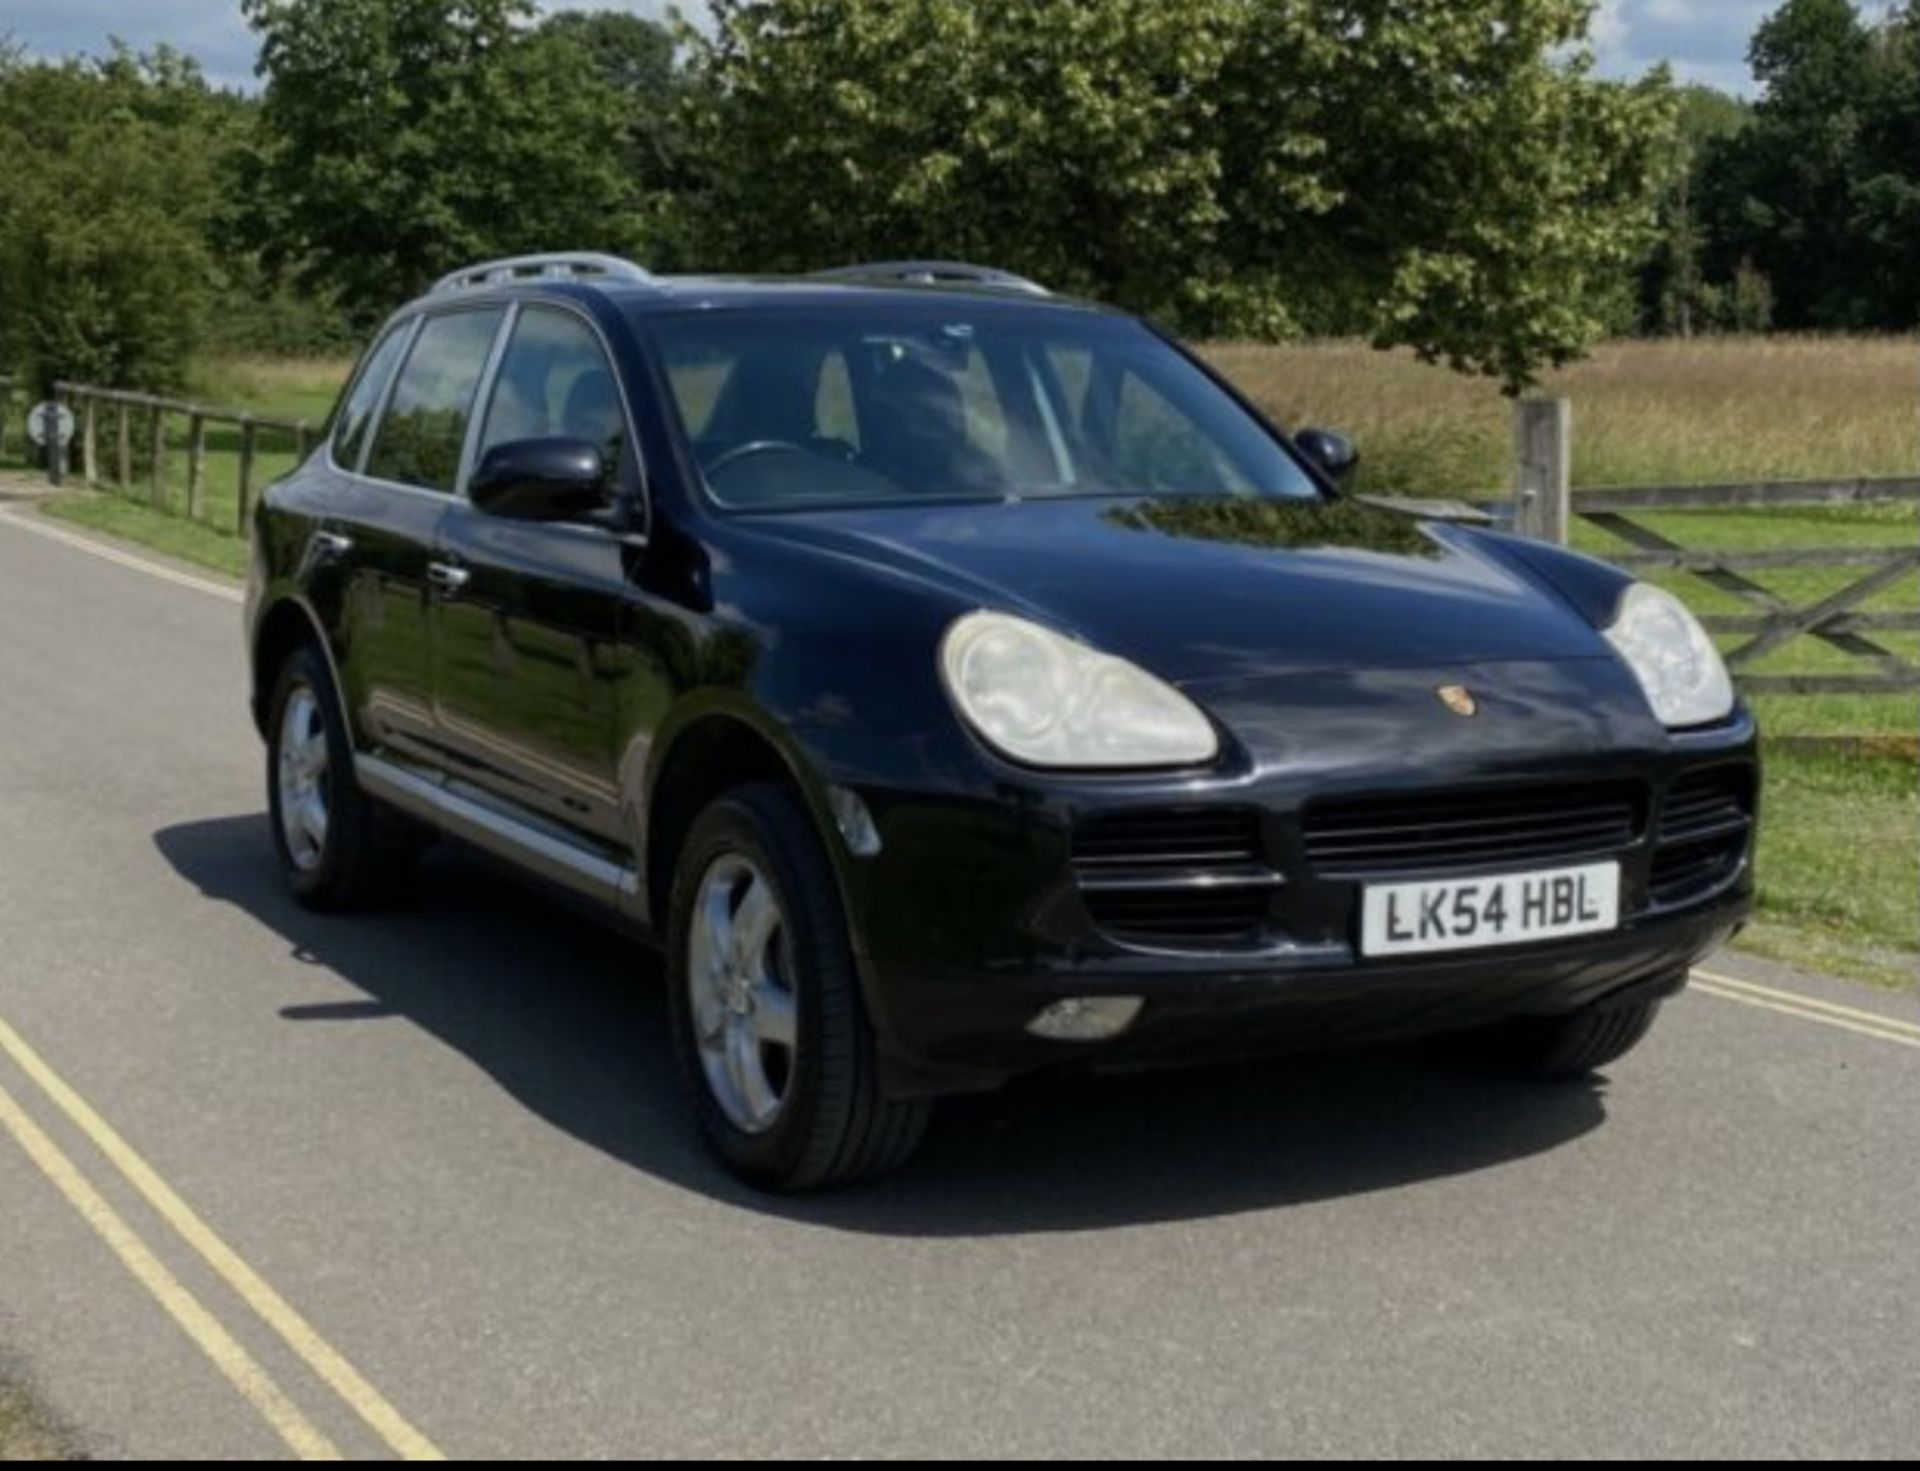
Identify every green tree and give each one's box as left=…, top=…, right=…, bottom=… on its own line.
left=1211, top=1, right=1673, bottom=388
left=0, top=46, right=233, bottom=390
left=682, top=0, right=1236, bottom=322
left=1639, top=84, right=1752, bottom=336
left=537, top=9, right=689, bottom=262
left=681, top=0, right=1672, bottom=392
left=243, top=0, right=650, bottom=321
left=1700, top=0, right=1917, bottom=329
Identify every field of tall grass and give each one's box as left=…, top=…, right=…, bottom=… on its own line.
left=1203, top=335, right=1918, bottom=494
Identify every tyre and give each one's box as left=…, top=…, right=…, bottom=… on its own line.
left=1445, top=996, right=1665, bottom=1079
left=666, top=782, right=931, bottom=1191
left=266, top=645, right=418, bottom=911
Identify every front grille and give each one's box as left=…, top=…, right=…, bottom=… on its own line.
left=1072, top=807, right=1277, bottom=949
left=1650, top=765, right=1755, bottom=905
left=1302, top=782, right=1645, bottom=879
left=1072, top=808, right=1263, bottom=870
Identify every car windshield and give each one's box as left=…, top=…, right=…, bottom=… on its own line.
left=643, top=305, right=1323, bottom=511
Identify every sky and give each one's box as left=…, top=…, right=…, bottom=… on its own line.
left=1, top=0, right=1778, bottom=97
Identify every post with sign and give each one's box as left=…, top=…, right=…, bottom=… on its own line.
left=29, top=397, right=75, bottom=487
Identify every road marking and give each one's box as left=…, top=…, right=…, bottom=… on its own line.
left=0, top=1075, right=343, bottom=1460
left=1693, top=968, right=1920, bottom=1037
left=1692, top=972, right=1920, bottom=1051
left=0, top=1012, right=445, bottom=1460
left=0, top=504, right=242, bottom=604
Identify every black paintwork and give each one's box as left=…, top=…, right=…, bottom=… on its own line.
left=246, top=272, right=1756, bottom=1098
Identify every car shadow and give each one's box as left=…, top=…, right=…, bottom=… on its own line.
left=155, top=815, right=1608, bottom=1236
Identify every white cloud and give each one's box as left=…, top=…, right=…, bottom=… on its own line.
left=1587, top=0, right=1767, bottom=95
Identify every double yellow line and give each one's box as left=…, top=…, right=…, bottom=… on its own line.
left=1692, top=968, right=1920, bottom=1050
left=0, top=1011, right=443, bottom=1460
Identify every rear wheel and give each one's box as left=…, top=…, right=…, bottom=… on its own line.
left=1446, top=996, right=1664, bottom=1079
left=266, top=646, right=417, bottom=911
left=666, top=783, right=930, bottom=1191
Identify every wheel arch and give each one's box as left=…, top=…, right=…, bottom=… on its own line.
left=637, top=701, right=851, bottom=940
left=250, top=595, right=350, bottom=742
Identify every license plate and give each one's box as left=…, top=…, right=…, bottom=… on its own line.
left=1360, top=861, right=1620, bottom=958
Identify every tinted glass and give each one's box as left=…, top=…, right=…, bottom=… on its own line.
left=331, top=323, right=412, bottom=469
left=477, top=307, right=630, bottom=490
left=647, top=307, right=1319, bottom=511
left=365, top=309, right=506, bottom=493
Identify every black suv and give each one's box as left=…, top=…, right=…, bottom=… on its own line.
left=246, top=253, right=1756, bottom=1190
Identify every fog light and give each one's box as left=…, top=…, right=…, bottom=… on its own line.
left=1026, top=996, right=1143, bottom=1042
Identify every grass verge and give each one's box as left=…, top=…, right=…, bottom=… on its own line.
left=42, top=490, right=247, bottom=579
left=1738, top=749, right=1918, bottom=991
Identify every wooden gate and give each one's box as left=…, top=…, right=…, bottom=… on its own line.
left=1572, top=479, right=1920, bottom=696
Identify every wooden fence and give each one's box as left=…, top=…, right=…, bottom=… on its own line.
left=0, top=374, right=23, bottom=469
left=1506, top=400, right=1920, bottom=699
left=46, top=380, right=314, bottom=535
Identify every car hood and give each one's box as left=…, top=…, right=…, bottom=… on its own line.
left=745, top=496, right=1608, bottom=684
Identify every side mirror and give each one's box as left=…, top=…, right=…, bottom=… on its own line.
left=469, top=438, right=608, bottom=521
left=1295, top=428, right=1359, bottom=483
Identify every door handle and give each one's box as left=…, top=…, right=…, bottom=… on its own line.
left=310, top=530, right=353, bottom=560
left=427, top=561, right=472, bottom=597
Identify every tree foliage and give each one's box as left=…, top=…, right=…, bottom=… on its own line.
left=0, top=46, right=236, bottom=391
left=1674, top=0, right=1919, bottom=332
left=682, top=0, right=1672, bottom=390
left=240, top=0, right=661, bottom=320
left=4, top=0, right=1911, bottom=395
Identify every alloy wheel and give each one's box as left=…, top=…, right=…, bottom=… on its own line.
left=686, top=853, right=799, bottom=1134
left=276, top=685, right=331, bottom=872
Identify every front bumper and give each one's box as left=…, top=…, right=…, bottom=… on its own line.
left=825, top=666, right=1758, bottom=1097
left=864, top=891, right=1742, bottom=1094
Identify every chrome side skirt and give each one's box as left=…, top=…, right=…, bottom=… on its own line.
left=356, top=754, right=640, bottom=913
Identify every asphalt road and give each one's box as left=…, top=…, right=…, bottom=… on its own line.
left=0, top=496, right=1915, bottom=1459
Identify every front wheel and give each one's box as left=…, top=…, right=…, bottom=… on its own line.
left=1445, top=997, right=1665, bottom=1079
left=266, top=646, right=417, bottom=911
left=666, top=783, right=930, bottom=1191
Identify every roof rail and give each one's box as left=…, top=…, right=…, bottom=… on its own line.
left=431, top=252, right=657, bottom=295
left=814, top=260, right=1052, bottom=297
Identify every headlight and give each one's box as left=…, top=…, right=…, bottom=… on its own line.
left=940, top=611, right=1218, bottom=768
left=1604, top=583, right=1734, bottom=728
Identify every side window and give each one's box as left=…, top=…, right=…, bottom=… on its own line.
left=477, top=307, right=631, bottom=490
left=364, top=309, right=506, bottom=494
left=330, top=323, right=412, bottom=469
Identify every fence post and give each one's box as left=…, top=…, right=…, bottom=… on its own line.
left=186, top=413, right=207, bottom=522
left=1512, top=397, right=1571, bottom=545
left=237, top=416, right=258, bottom=533
left=149, top=404, right=167, bottom=509
left=0, top=380, right=10, bottom=465
left=81, top=396, right=97, bottom=485
left=116, top=401, right=132, bottom=490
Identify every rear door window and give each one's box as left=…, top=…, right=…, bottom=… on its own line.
left=365, top=309, right=507, bottom=494
left=331, top=322, right=413, bottom=470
